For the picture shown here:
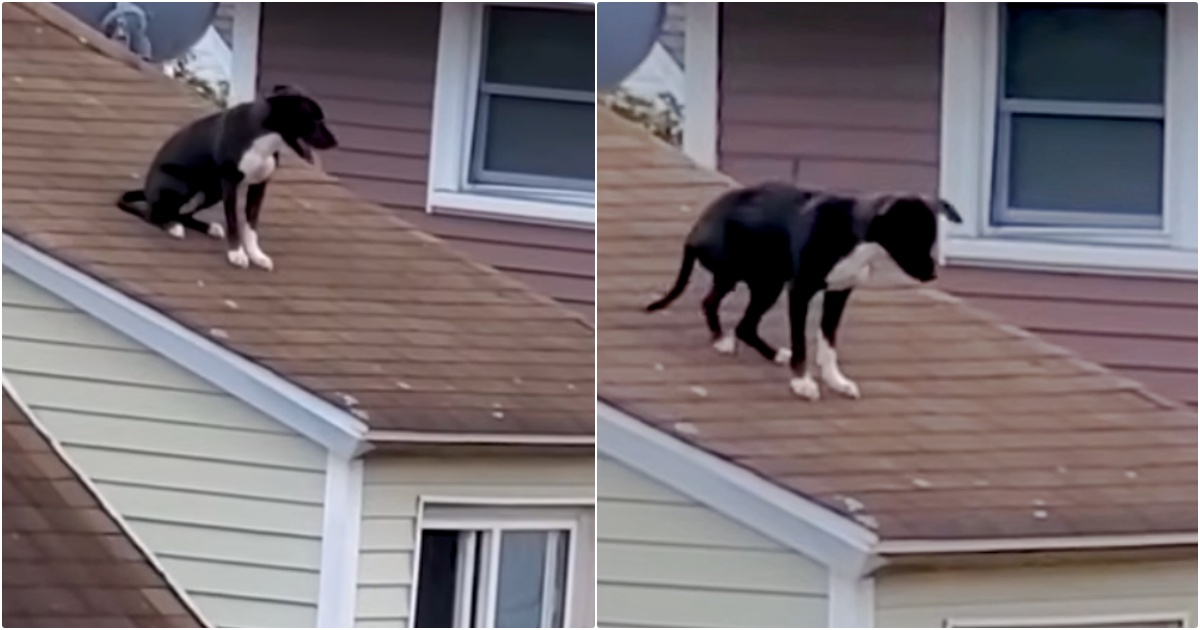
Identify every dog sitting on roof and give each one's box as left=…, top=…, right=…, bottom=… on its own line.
left=646, top=182, right=962, bottom=401
left=117, top=85, right=338, bottom=271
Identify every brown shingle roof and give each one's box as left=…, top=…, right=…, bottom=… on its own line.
left=3, top=390, right=205, bottom=628
left=2, top=3, right=594, bottom=437
left=596, top=107, right=1197, bottom=541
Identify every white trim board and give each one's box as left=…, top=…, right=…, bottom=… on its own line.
left=316, top=453, right=364, bottom=628
left=2, top=234, right=367, bottom=459
left=939, top=2, right=1198, bottom=278
left=596, top=400, right=878, bottom=573
left=828, top=573, right=875, bottom=628
left=682, top=1, right=719, bottom=168
left=1, top=378, right=215, bottom=628
left=427, top=2, right=595, bottom=227
left=228, top=2, right=261, bottom=105
left=946, top=611, right=1191, bottom=628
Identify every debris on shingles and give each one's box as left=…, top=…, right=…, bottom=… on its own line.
left=196, top=279, right=205, bottom=288
left=1057, top=465, right=1070, bottom=474
left=223, top=299, right=239, bottom=310
left=680, top=204, right=691, bottom=213
left=973, top=479, right=990, bottom=487
left=492, top=410, right=505, bottom=420
left=1032, top=498, right=1046, bottom=507
left=208, top=328, right=229, bottom=340
left=689, top=385, right=708, bottom=398
left=835, top=495, right=866, bottom=513
left=336, top=392, right=359, bottom=407
left=512, top=376, right=524, bottom=385
left=10, top=75, right=22, bottom=83
left=351, top=408, right=370, bottom=421
left=1033, top=509, right=1049, bottom=519
left=566, top=383, right=577, bottom=391
left=911, top=477, right=932, bottom=489
left=1125, top=470, right=1139, bottom=479
left=853, top=513, right=880, bottom=530
left=654, top=363, right=665, bottom=372
left=673, top=422, right=699, bottom=436
left=394, top=380, right=413, bottom=391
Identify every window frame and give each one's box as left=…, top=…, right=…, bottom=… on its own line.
left=428, top=2, right=596, bottom=227
left=410, top=500, right=588, bottom=628
left=939, top=2, right=1197, bottom=277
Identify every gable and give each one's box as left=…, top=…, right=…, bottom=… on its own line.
left=4, top=270, right=328, bottom=627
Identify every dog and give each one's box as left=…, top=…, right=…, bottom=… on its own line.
left=117, top=85, right=337, bottom=270
left=646, top=182, right=963, bottom=401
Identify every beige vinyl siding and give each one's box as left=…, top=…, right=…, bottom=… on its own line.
left=3, top=271, right=327, bottom=628
left=877, top=557, right=1198, bottom=628
left=597, top=456, right=829, bottom=628
left=356, top=456, right=595, bottom=628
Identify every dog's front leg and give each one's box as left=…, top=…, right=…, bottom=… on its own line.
left=222, top=179, right=249, bottom=268
left=786, top=281, right=822, bottom=400
left=817, top=289, right=859, bottom=399
left=243, top=182, right=272, bottom=271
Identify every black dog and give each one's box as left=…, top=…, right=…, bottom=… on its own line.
left=646, top=182, right=962, bottom=400
left=117, top=85, right=337, bottom=270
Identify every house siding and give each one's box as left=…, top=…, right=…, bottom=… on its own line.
left=3, top=270, right=327, bottom=628
left=597, top=456, right=828, bottom=628
left=256, top=2, right=595, bottom=320
left=877, top=557, right=1198, bottom=627
left=355, top=455, right=595, bottom=628
left=717, top=3, right=1197, bottom=407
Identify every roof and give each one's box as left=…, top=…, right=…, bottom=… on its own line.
left=3, top=389, right=205, bottom=628
left=2, top=3, right=594, bottom=438
left=596, top=106, right=1197, bottom=542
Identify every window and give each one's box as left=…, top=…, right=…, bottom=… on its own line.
left=992, top=4, right=1166, bottom=230
left=939, top=3, right=1197, bottom=275
left=412, top=504, right=588, bottom=628
left=430, top=3, right=596, bottom=226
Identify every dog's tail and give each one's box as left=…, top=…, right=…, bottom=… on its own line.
left=645, top=245, right=698, bottom=312
left=117, top=190, right=150, bottom=218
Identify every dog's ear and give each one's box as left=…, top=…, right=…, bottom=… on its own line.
left=936, top=199, right=963, bottom=224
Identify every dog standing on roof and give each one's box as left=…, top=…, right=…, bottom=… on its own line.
left=117, top=84, right=338, bottom=270
left=646, top=182, right=962, bottom=401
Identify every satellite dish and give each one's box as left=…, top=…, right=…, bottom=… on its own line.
left=55, top=2, right=217, bottom=62
left=596, top=2, right=665, bottom=92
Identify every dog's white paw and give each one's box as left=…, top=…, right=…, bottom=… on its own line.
left=823, top=373, right=861, bottom=399
left=226, top=247, right=250, bottom=269
left=248, top=249, right=274, bottom=271
left=790, top=375, right=820, bottom=401
left=713, top=334, right=736, bottom=355
left=774, top=348, right=793, bottom=365
left=208, top=223, right=226, bottom=239
left=166, top=223, right=185, bottom=239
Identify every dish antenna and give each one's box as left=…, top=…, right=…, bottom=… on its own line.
left=55, top=2, right=217, bottom=63
left=596, top=2, right=665, bottom=92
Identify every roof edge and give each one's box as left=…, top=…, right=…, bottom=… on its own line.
left=2, top=378, right=212, bottom=628
left=877, top=532, right=1200, bottom=556
left=3, top=233, right=368, bottom=458
left=597, top=399, right=878, bottom=574
left=367, top=430, right=595, bottom=447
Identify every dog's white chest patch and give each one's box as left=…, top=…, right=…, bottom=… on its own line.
left=238, top=133, right=284, bottom=185
left=825, top=243, right=887, bottom=290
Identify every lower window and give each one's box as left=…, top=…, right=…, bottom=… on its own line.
left=414, top=527, right=571, bottom=628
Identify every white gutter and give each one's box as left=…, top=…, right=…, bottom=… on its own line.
left=878, top=532, right=1199, bottom=556
left=367, top=430, right=594, bottom=446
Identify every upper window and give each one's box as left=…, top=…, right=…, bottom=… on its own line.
left=992, top=4, right=1167, bottom=230
left=430, top=3, right=596, bottom=226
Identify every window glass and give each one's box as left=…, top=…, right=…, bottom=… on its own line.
left=484, top=6, right=594, bottom=92
left=1006, top=115, right=1164, bottom=222
left=480, top=96, right=595, bottom=182
left=1004, top=3, right=1166, bottom=103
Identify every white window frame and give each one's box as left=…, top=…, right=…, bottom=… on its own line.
left=428, top=2, right=595, bottom=228
left=946, top=611, right=1190, bottom=628
left=939, top=2, right=1198, bottom=278
left=410, top=499, right=588, bottom=628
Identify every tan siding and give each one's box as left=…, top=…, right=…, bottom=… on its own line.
left=2, top=271, right=326, bottom=628
left=256, top=3, right=595, bottom=319
left=355, top=456, right=595, bottom=628
left=597, top=457, right=828, bottom=628
left=877, top=557, right=1198, bottom=628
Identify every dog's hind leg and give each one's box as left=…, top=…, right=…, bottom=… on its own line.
left=147, top=190, right=187, bottom=239
left=735, top=279, right=786, bottom=362
left=703, top=274, right=737, bottom=354
left=176, top=191, right=225, bottom=239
